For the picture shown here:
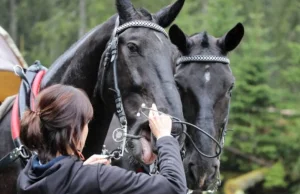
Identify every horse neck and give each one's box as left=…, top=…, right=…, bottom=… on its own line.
left=41, top=15, right=117, bottom=98
left=40, top=15, right=117, bottom=157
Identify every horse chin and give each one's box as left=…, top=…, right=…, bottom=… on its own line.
left=187, top=179, right=215, bottom=193
left=186, top=175, right=207, bottom=192
left=187, top=189, right=203, bottom=194
left=187, top=184, right=203, bottom=192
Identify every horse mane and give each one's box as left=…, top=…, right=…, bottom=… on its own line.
left=201, top=31, right=209, bottom=48
left=190, top=31, right=210, bottom=48
left=138, top=8, right=153, bottom=20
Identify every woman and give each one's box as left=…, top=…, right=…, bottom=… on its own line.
left=18, top=84, right=187, bottom=194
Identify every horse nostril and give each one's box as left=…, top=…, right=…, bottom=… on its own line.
left=209, top=159, right=220, bottom=179
left=188, top=163, right=198, bottom=182
left=214, top=159, right=220, bottom=170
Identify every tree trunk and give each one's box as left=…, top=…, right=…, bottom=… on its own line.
left=78, top=0, right=86, bottom=38
left=224, top=146, right=273, bottom=167
left=224, top=168, right=269, bottom=194
left=9, top=0, right=17, bottom=41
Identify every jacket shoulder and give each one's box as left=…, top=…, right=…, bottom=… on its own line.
left=68, top=162, right=101, bottom=194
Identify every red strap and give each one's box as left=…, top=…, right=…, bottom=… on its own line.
left=31, top=70, right=46, bottom=110
left=11, top=70, right=46, bottom=140
left=136, top=168, right=145, bottom=173
left=11, top=96, right=20, bottom=140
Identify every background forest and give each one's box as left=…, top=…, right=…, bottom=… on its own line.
left=0, top=0, right=299, bottom=193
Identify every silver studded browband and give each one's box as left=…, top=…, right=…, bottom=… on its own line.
left=116, top=20, right=169, bottom=38
left=177, top=55, right=230, bottom=65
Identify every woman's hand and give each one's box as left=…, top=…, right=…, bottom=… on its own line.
left=83, top=154, right=111, bottom=165
left=148, top=104, right=172, bottom=139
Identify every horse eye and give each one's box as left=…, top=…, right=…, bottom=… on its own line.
left=127, top=43, right=138, bottom=53
left=228, top=83, right=234, bottom=96
left=229, top=84, right=234, bottom=91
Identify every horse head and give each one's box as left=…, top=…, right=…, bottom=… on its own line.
left=170, top=23, right=244, bottom=191
left=96, top=0, right=185, bottom=165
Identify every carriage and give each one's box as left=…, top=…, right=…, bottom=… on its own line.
left=0, top=26, right=27, bottom=104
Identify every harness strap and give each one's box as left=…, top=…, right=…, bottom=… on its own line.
left=11, top=70, right=46, bottom=141
left=0, top=147, right=22, bottom=169
left=0, top=63, right=46, bottom=169
left=31, top=70, right=46, bottom=110
left=11, top=95, right=20, bottom=140
left=18, top=68, right=38, bottom=120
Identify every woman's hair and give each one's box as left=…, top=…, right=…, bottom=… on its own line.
left=20, top=84, right=93, bottom=163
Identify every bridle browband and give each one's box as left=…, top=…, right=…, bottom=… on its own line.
left=177, top=55, right=230, bottom=66
left=116, top=20, right=169, bottom=38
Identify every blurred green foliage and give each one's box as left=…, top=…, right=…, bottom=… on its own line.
left=264, top=162, right=287, bottom=189
left=0, top=0, right=299, bottom=193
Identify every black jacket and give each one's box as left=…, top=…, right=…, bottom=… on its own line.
left=17, top=136, right=187, bottom=194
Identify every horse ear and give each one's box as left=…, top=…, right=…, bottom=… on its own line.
left=154, top=0, right=185, bottom=28
left=116, top=0, right=138, bottom=24
left=169, top=24, right=190, bottom=54
left=219, top=22, right=244, bottom=52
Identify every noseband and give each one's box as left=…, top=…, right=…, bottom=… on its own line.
left=99, top=18, right=169, bottom=160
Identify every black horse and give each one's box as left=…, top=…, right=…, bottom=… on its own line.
left=104, top=22, right=244, bottom=193
left=170, top=23, right=244, bottom=191
left=0, top=0, right=185, bottom=193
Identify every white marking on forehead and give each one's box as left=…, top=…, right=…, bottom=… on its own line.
left=204, top=71, right=210, bottom=83
left=154, top=32, right=163, bottom=44
left=204, top=65, right=210, bottom=83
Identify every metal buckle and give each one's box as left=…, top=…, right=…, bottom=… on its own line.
left=112, top=127, right=126, bottom=142
left=13, top=65, right=25, bottom=77
left=18, top=145, right=31, bottom=159
left=149, top=160, right=159, bottom=175
left=9, top=145, right=30, bottom=161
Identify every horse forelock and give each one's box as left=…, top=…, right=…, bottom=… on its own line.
left=138, top=8, right=153, bottom=20
left=201, top=32, right=209, bottom=48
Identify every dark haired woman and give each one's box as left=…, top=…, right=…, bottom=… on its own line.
left=17, top=84, right=187, bottom=194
